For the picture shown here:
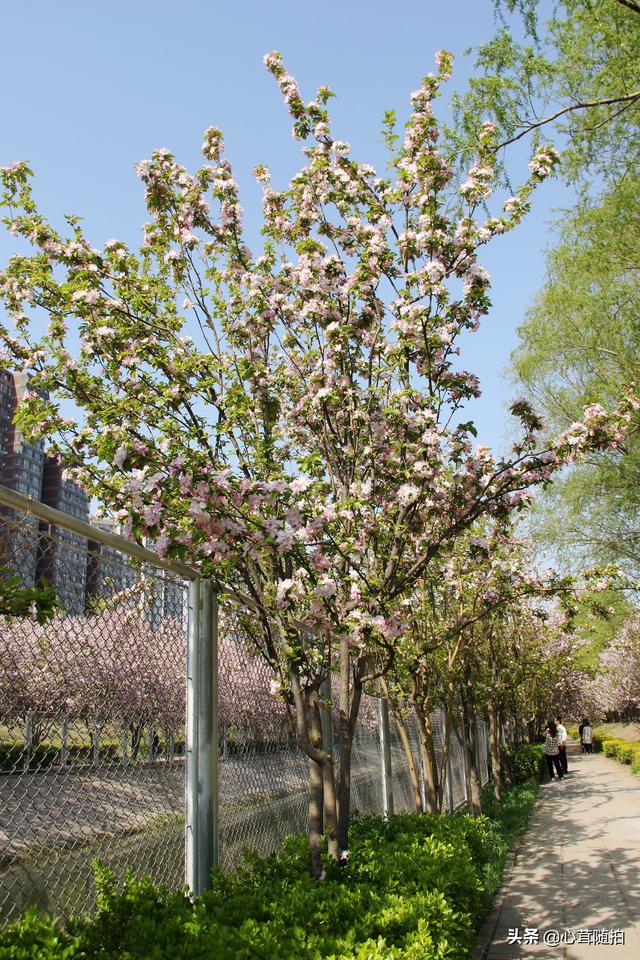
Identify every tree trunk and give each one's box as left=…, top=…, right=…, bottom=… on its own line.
left=393, top=713, right=423, bottom=813
left=437, top=706, right=453, bottom=813
left=130, top=721, right=143, bottom=761
left=501, top=713, right=513, bottom=786
left=307, top=687, right=325, bottom=879
left=309, top=685, right=338, bottom=861
left=289, top=666, right=339, bottom=876
left=526, top=718, right=536, bottom=744
left=308, top=749, right=324, bottom=879
left=381, top=679, right=422, bottom=813
left=488, top=702, right=502, bottom=803
left=336, top=642, right=367, bottom=852
left=415, top=705, right=439, bottom=813
left=461, top=710, right=482, bottom=815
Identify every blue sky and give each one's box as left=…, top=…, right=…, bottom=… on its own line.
left=0, top=0, right=567, bottom=454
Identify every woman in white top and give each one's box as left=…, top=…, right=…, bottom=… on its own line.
left=555, top=716, right=568, bottom=773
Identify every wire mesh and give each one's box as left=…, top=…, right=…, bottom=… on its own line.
left=347, top=689, right=385, bottom=818
left=217, top=608, right=308, bottom=869
left=0, top=500, right=496, bottom=925
left=0, top=507, right=188, bottom=924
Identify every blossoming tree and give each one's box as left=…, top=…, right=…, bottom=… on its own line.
left=0, top=50, right=631, bottom=872
left=590, top=614, right=640, bottom=720
left=0, top=608, right=285, bottom=758
left=382, top=521, right=580, bottom=811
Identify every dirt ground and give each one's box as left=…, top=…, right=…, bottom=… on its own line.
left=593, top=721, right=640, bottom=742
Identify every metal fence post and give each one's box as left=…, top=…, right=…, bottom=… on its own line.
left=186, top=579, right=200, bottom=894
left=185, top=579, right=219, bottom=897
left=419, top=748, right=427, bottom=814
left=378, top=691, right=394, bottom=818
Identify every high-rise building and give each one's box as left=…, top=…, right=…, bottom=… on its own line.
left=0, top=372, right=181, bottom=620
left=0, top=372, right=91, bottom=608
left=86, top=516, right=137, bottom=610
left=0, top=372, right=46, bottom=587
left=37, top=457, right=90, bottom=614
left=0, top=371, right=15, bottom=465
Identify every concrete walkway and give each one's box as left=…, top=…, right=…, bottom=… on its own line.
left=476, top=739, right=640, bottom=959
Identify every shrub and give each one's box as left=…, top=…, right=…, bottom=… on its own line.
left=597, top=737, right=640, bottom=766
left=0, top=741, right=122, bottom=772
left=509, top=743, right=544, bottom=783
left=0, top=774, right=541, bottom=960
left=0, top=809, right=516, bottom=960
left=0, top=744, right=59, bottom=772
left=614, top=742, right=636, bottom=764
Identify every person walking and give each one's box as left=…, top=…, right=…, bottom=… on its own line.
left=579, top=718, right=586, bottom=753
left=582, top=720, right=593, bottom=754
left=556, top=715, right=568, bottom=773
left=544, top=721, right=564, bottom=780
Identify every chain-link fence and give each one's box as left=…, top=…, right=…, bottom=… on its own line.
left=0, top=486, right=491, bottom=926
left=216, top=625, right=491, bottom=874
left=0, top=494, right=192, bottom=924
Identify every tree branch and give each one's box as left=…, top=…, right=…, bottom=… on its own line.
left=497, top=91, right=640, bottom=150
left=614, top=0, right=640, bottom=17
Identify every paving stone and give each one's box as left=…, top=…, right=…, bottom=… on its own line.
left=476, top=740, right=640, bottom=959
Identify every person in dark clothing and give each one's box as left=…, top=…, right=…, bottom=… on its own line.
left=579, top=719, right=586, bottom=753
left=543, top=721, right=564, bottom=780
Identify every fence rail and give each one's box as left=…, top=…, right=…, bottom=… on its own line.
left=0, top=483, right=197, bottom=580
left=0, top=488, right=490, bottom=925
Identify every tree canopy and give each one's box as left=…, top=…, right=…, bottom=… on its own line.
left=453, top=0, right=640, bottom=576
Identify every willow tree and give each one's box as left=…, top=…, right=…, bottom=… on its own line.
left=452, top=0, right=640, bottom=576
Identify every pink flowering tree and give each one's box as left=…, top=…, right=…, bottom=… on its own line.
left=383, top=521, right=581, bottom=811
left=0, top=616, right=72, bottom=751
left=218, top=607, right=289, bottom=746
left=591, top=614, right=640, bottom=720
left=0, top=611, right=185, bottom=755
left=0, top=50, right=633, bottom=872
left=0, top=606, right=283, bottom=759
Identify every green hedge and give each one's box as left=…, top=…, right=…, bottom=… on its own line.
left=568, top=728, right=640, bottom=773
left=0, top=782, right=540, bottom=960
left=508, top=744, right=544, bottom=783
left=0, top=742, right=121, bottom=772
left=600, top=737, right=640, bottom=765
